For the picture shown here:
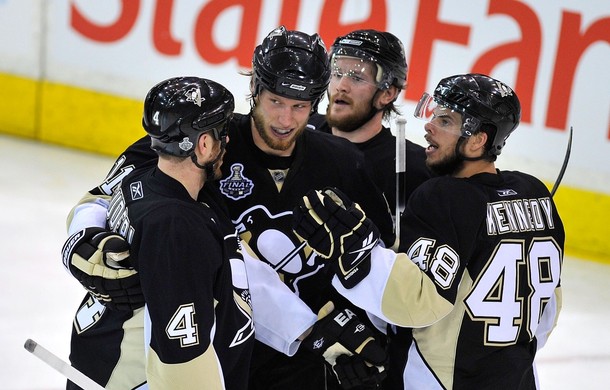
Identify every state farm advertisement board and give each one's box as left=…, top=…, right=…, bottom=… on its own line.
left=1, top=0, right=608, bottom=192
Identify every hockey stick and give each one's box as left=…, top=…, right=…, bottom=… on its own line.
left=550, top=126, right=573, bottom=197
left=393, top=117, right=407, bottom=250
left=24, top=339, right=105, bottom=390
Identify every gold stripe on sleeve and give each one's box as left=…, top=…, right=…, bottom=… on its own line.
left=380, top=253, right=454, bottom=327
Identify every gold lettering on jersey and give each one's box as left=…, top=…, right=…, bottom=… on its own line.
left=108, top=188, right=136, bottom=243
left=486, top=197, right=554, bottom=235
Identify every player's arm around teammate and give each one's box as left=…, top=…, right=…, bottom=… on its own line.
left=62, top=73, right=388, bottom=388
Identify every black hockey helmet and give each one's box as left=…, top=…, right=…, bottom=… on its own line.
left=142, top=76, right=234, bottom=157
left=329, top=29, right=408, bottom=90
left=415, top=73, right=521, bottom=156
left=252, top=25, right=330, bottom=111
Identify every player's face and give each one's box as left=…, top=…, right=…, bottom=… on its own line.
left=326, top=56, right=379, bottom=132
left=423, top=108, right=465, bottom=175
left=252, top=89, right=312, bottom=156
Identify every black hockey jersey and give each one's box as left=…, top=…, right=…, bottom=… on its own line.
left=218, top=113, right=394, bottom=389
left=67, top=141, right=317, bottom=389
left=67, top=144, right=248, bottom=389
left=107, top=165, right=254, bottom=389
left=311, top=114, right=433, bottom=210
left=86, top=114, right=393, bottom=310
left=67, top=113, right=392, bottom=390
left=219, top=114, right=394, bottom=310
left=333, top=170, right=565, bottom=389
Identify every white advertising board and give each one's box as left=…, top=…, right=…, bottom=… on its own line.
left=1, top=0, right=609, bottom=193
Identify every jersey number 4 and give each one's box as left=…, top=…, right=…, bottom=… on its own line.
left=166, top=304, right=199, bottom=347
left=464, top=239, right=562, bottom=346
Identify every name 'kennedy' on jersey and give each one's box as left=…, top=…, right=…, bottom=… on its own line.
left=486, top=196, right=556, bottom=235
left=107, top=187, right=135, bottom=244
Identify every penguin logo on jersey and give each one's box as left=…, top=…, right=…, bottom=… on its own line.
left=219, top=163, right=254, bottom=200
left=232, top=205, right=326, bottom=295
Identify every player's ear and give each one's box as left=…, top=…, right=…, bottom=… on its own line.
left=467, top=131, right=488, bottom=156
left=196, top=132, right=212, bottom=156
left=376, top=86, right=399, bottom=108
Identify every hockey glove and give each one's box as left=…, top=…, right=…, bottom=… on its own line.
left=333, top=354, right=388, bottom=389
left=61, top=227, right=144, bottom=311
left=301, top=301, right=387, bottom=389
left=292, top=187, right=380, bottom=288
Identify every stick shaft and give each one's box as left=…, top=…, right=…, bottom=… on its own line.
left=550, top=126, right=573, bottom=197
left=394, top=117, right=407, bottom=249
left=24, top=339, right=105, bottom=390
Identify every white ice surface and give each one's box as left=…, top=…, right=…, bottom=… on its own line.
left=0, top=134, right=608, bottom=389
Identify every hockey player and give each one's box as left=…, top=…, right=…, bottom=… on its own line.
left=218, top=25, right=394, bottom=390
left=62, top=27, right=392, bottom=389
left=293, top=73, right=565, bottom=389
left=310, top=29, right=432, bottom=215
left=108, top=76, right=257, bottom=388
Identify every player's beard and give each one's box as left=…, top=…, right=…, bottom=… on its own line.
left=252, top=104, right=307, bottom=152
left=426, top=144, right=465, bottom=176
left=204, top=142, right=226, bottom=182
left=325, top=95, right=378, bottom=133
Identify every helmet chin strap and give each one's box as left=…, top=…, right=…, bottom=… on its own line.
left=249, top=92, right=257, bottom=112
left=191, top=138, right=227, bottom=182
left=461, top=154, right=486, bottom=162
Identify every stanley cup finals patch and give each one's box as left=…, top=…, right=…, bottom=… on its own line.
left=220, top=163, right=254, bottom=200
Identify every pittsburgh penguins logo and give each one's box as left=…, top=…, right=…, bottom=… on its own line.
left=494, top=81, right=514, bottom=97
left=232, top=205, right=326, bottom=293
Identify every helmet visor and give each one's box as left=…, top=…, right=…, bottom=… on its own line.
left=414, top=92, right=482, bottom=137
left=330, top=54, right=383, bottom=88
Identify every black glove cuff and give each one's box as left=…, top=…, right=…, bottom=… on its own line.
left=335, top=253, right=372, bottom=289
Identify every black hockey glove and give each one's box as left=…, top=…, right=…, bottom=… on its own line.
left=334, top=354, right=388, bottom=389
left=292, top=187, right=380, bottom=288
left=301, top=301, right=387, bottom=389
left=61, top=227, right=144, bottom=311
